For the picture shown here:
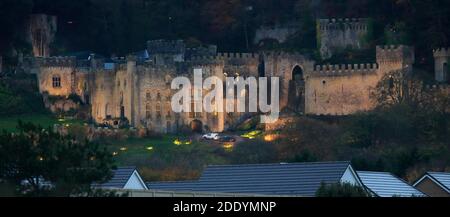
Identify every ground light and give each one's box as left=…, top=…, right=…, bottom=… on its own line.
left=241, top=130, right=262, bottom=139
left=146, top=146, right=154, bottom=151
left=173, top=139, right=182, bottom=145
left=174, top=138, right=192, bottom=145
left=119, top=147, right=127, bottom=151
left=264, top=134, right=278, bottom=142
left=223, top=142, right=234, bottom=151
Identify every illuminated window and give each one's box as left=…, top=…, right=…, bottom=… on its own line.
left=52, top=75, right=61, bottom=88
left=166, top=103, right=171, bottom=118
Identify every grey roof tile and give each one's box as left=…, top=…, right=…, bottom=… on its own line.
left=147, top=161, right=352, bottom=196
left=93, top=166, right=136, bottom=189
left=357, top=171, right=425, bottom=197
left=427, top=172, right=450, bottom=192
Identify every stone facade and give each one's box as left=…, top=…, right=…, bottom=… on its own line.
left=32, top=41, right=418, bottom=133
left=28, top=14, right=57, bottom=57
left=317, top=18, right=370, bottom=59
left=254, top=23, right=300, bottom=45
left=27, top=15, right=448, bottom=134
left=433, top=48, right=450, bottom=83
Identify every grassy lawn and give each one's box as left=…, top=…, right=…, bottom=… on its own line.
left=0, top=113, right=84, bottom=132
left=102, top=135, right=230, bottom=181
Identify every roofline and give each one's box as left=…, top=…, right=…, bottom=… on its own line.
left=358, top=171, right=427, bottom=197
left=206, top=161, right=352, bottom=168
left=413, top=173, right=450, bottom=194
left=342, top=165, right=364, bottom=187
left=126, top=169, right=148, bottom=190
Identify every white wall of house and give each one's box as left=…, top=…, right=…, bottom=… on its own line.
left=340, top=166, right=362, bottom=186
left=124, top=171, right=148, bottom=190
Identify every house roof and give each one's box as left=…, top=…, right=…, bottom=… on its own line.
left=147, top=161, right=354, bottom=196
left=357, top=171, right=425, bottom=197
left=414, top=172, right=450, bottom=193
left=147, top=181, right=198, bottom=192
left=93, top=166, right=138, bottom=189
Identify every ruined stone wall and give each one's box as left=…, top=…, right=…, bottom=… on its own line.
left=29, top=14, right=57, bottom=57
left=317, top=18, right=370, bottom=59
left=433, top=48, right=450, bottom=83
left=253, top=23, right=299, bottom=45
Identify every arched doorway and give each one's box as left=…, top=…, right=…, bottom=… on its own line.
left=190, top=119, right=203, bottom=133
left=288, top=65, right=305, bottom=114
left=292, top=65, right=304, bottom=81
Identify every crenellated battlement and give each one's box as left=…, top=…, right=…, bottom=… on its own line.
left=317, top=18, right=369, bottom=31
left=433, top=48, right=450, bottom=57
left=376, top=45, right=415, bottom=64
left=189, top=52, right=259, bottom=62
left=312, top=63, right=378, bottom=76
left=37, top=56, right=77, bottom=67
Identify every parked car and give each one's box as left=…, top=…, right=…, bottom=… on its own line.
left=219, top=136, right=236, bottom=143
left=202, top=133, right=220, bottom=140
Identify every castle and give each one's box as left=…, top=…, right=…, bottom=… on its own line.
left=23, top=14, right=450, bottom=133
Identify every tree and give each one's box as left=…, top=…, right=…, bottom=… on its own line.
left=372, top=69, right=425, bottom=109
left=0, top=121, right=115, bottom=196
left=315, top=182, right=370, bottom=197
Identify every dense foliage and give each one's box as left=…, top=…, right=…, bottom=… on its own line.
left=0, top=75, right=46, bottom=116
left=315, top=182, right=370, bottom=197
left=0, top=122, right=115, bottom=196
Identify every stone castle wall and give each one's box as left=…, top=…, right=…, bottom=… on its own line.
left=34, top=44, right=415, bottom=133
left=317, top=18, right=370, bottom=59
left=254, top=23, right=300, bottom=45
left=433, top=48, right=450, bottom=83
left=31, top=21, right=425, bottom=134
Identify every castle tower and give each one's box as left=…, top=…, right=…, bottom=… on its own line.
left=376, top=45, right=415, bottom=75
left=433, top=48, right=450, bottom=83
left=29, top=14, right=57, bottom=57
left=147, top=39, right=186, bottom=65
left=317, top=18, right=370, bottom=59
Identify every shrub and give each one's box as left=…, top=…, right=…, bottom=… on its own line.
left=315, top=182, right=370, bottom=197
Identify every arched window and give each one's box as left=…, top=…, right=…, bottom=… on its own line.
left=146, top=91, right=151, bottom=101
left=166, top=103, right=171, bottom=118
left=145, top=103, right=151, bottom=119
left=156, top=92, right=161, bottom=101
left=156, top=102, right=161, bottom=118
left=105, top=103, right=110, bottom=118
left=52, top=75, right=61, bottom=88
